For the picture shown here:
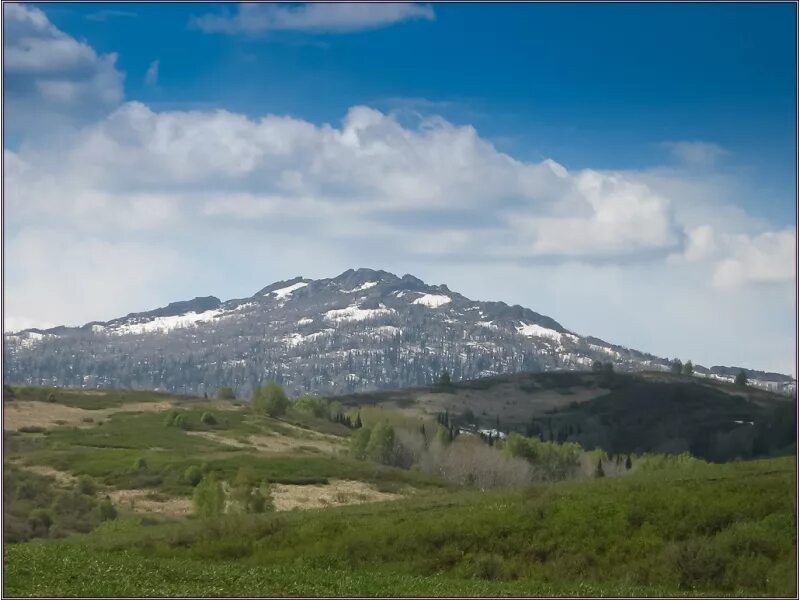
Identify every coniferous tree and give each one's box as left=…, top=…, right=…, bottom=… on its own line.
left=595, top=458, right=605, bottom=478
left=625, top=455, right=632, bottom=470
left=682, top=360, right=694, bottom=376
left=735, top=370, right=748, bottom=387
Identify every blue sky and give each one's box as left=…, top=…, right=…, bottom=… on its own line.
left=38, top=2, right=797, bottom=222
left=4, top=3, right=797, bottom=374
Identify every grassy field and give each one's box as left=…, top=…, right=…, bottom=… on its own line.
left=4, top=457, right=796, bottom=597
left=2, top=383, right=796, bottom=597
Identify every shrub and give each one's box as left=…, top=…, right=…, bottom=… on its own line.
left=76, top=476, right=97, bottom=496
left=471, top=553, right=507, bottom=581
left=96, top=497, right=117, bottom=521
left=193, top=474, right=225, bottom=517
left=505, top=433, right=582, bottom=480
left=227, top=468, right=274, bottom=514
left=164, top=411, right=179, bottom=427
left=46, top=392, right=56, bottom=403
left=293, top=396, right=328, bottom=418
left=200, top=412, right=217, bottom=426
left=174, top=414, right=189, bottom=430
left=184, top=465, right=203, bottom=487
left=19, top=426, right=46, bottom=434
left=252, top=383, right=289, bottom=417
left=216, top=386, right=236, bottom=400
left=133, top=457, right=148, bottom=471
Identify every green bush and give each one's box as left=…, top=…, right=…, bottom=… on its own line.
left=132, top=457, right=148, bottom=471
left=192, top=474, right=225, bottom=517
left=294, top=396, right=329, bottom=418
left=184, top=466, right=203, bottom=487
left=252, top=383, right=289, bottom=417
left=216, top=386, right=236, bottom=400
left=77, top=476, right=97, bottom=496
left=228, top=468, right=274, bottom=514
left=200, top=412, right=217, bottom=426
left=96, top=497, right=117, bottom=521
left=164, top=411, right=179, bottom=427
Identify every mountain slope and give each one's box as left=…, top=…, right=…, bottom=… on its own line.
left=3, top=268, right=795, bottom=396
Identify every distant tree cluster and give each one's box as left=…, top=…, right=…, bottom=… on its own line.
left=671, top=359, right=694, bottom=376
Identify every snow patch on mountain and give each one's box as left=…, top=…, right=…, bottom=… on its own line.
left=342, top=281, right=378, bottom=293
left=113, top=309, right=223, bottom=335
left=283, top=329, right=333, bottom=347
left=516, top=321, right=568, bottom=342
left=268, top=282, right=308, bottom=300
left=297, top=317, right=314, bottom=326
left=324, top=304, right=396, bottom=323
left=412, top=294, right=451, bottom=308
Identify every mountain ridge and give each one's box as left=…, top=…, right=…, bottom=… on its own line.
left=4, top=268, right=794, bottom=395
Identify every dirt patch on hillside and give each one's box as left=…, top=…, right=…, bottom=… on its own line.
left=4, top=399, right=175, bottom=431
left=248, top=432, right=344, bottom=454
left=185, top=429, right=344, bottom=455
left=22, top=465, right=78, bottom=487
left=114, top=400, right=174, bottom=413
left=271, top=479, right=400, bottom=511
left=185, top=431, right=252, bottom=448
left=4, top=401, right=101, bottom=431
left=108, top=489, right=192, bottom=517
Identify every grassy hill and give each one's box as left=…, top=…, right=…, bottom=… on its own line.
left=2, top=380, right=796, bottom=597
left=334, top=370, right=796, bottom=462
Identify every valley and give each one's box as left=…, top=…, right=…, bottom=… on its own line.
left=3, top=373, right=796, bottom=597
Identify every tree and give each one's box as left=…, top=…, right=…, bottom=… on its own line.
left=216, top=386, right=236, bottom=400
left=349, top=426, right=372, bottom=460
left=592, top=360, right=603, bottom=373
left=192, top=473, right=225, bottom=517
left=682, top=360, right=694, bottom=376
left=354, top=412, right=363, bottom=428
left=463, top=409, right=475, bottom=424
left=228, top=468, right=273, bottom=514
left=437, top=371, right=452, bottom=386
left=366, top=422, right=396, bottom=465
left=671, top=359, right=683, bottom=374
left=252, top=383, right=289, bottom=417
left=595, top=458, right=605, bottom=478
left=735, top=370, right=748, bottom=387
left=625, top=454, right=632, bottom=470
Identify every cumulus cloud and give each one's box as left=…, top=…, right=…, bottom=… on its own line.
left=9, top=101, right=688, bottom=261
left=712, top=229, right=796, bottom=288
left=662, top=141, right=728, bottom=167
left=144, top=59, right=159, bottom=87
left=192, top=2, right=434, bottom=35
left=4, top=4, right=124, bottom=133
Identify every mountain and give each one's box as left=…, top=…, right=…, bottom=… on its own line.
left=3, top=268, right=795, bottom=397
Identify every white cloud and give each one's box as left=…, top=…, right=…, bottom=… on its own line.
left=712, top=229, right=796, bottom=288
left=4, top=4, right=124, bottom=133
left=662, top=141, right=728, bottom=167
left=192, top=3, right=434, bottom=35
left=144, top=59, right=159, bottom=87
